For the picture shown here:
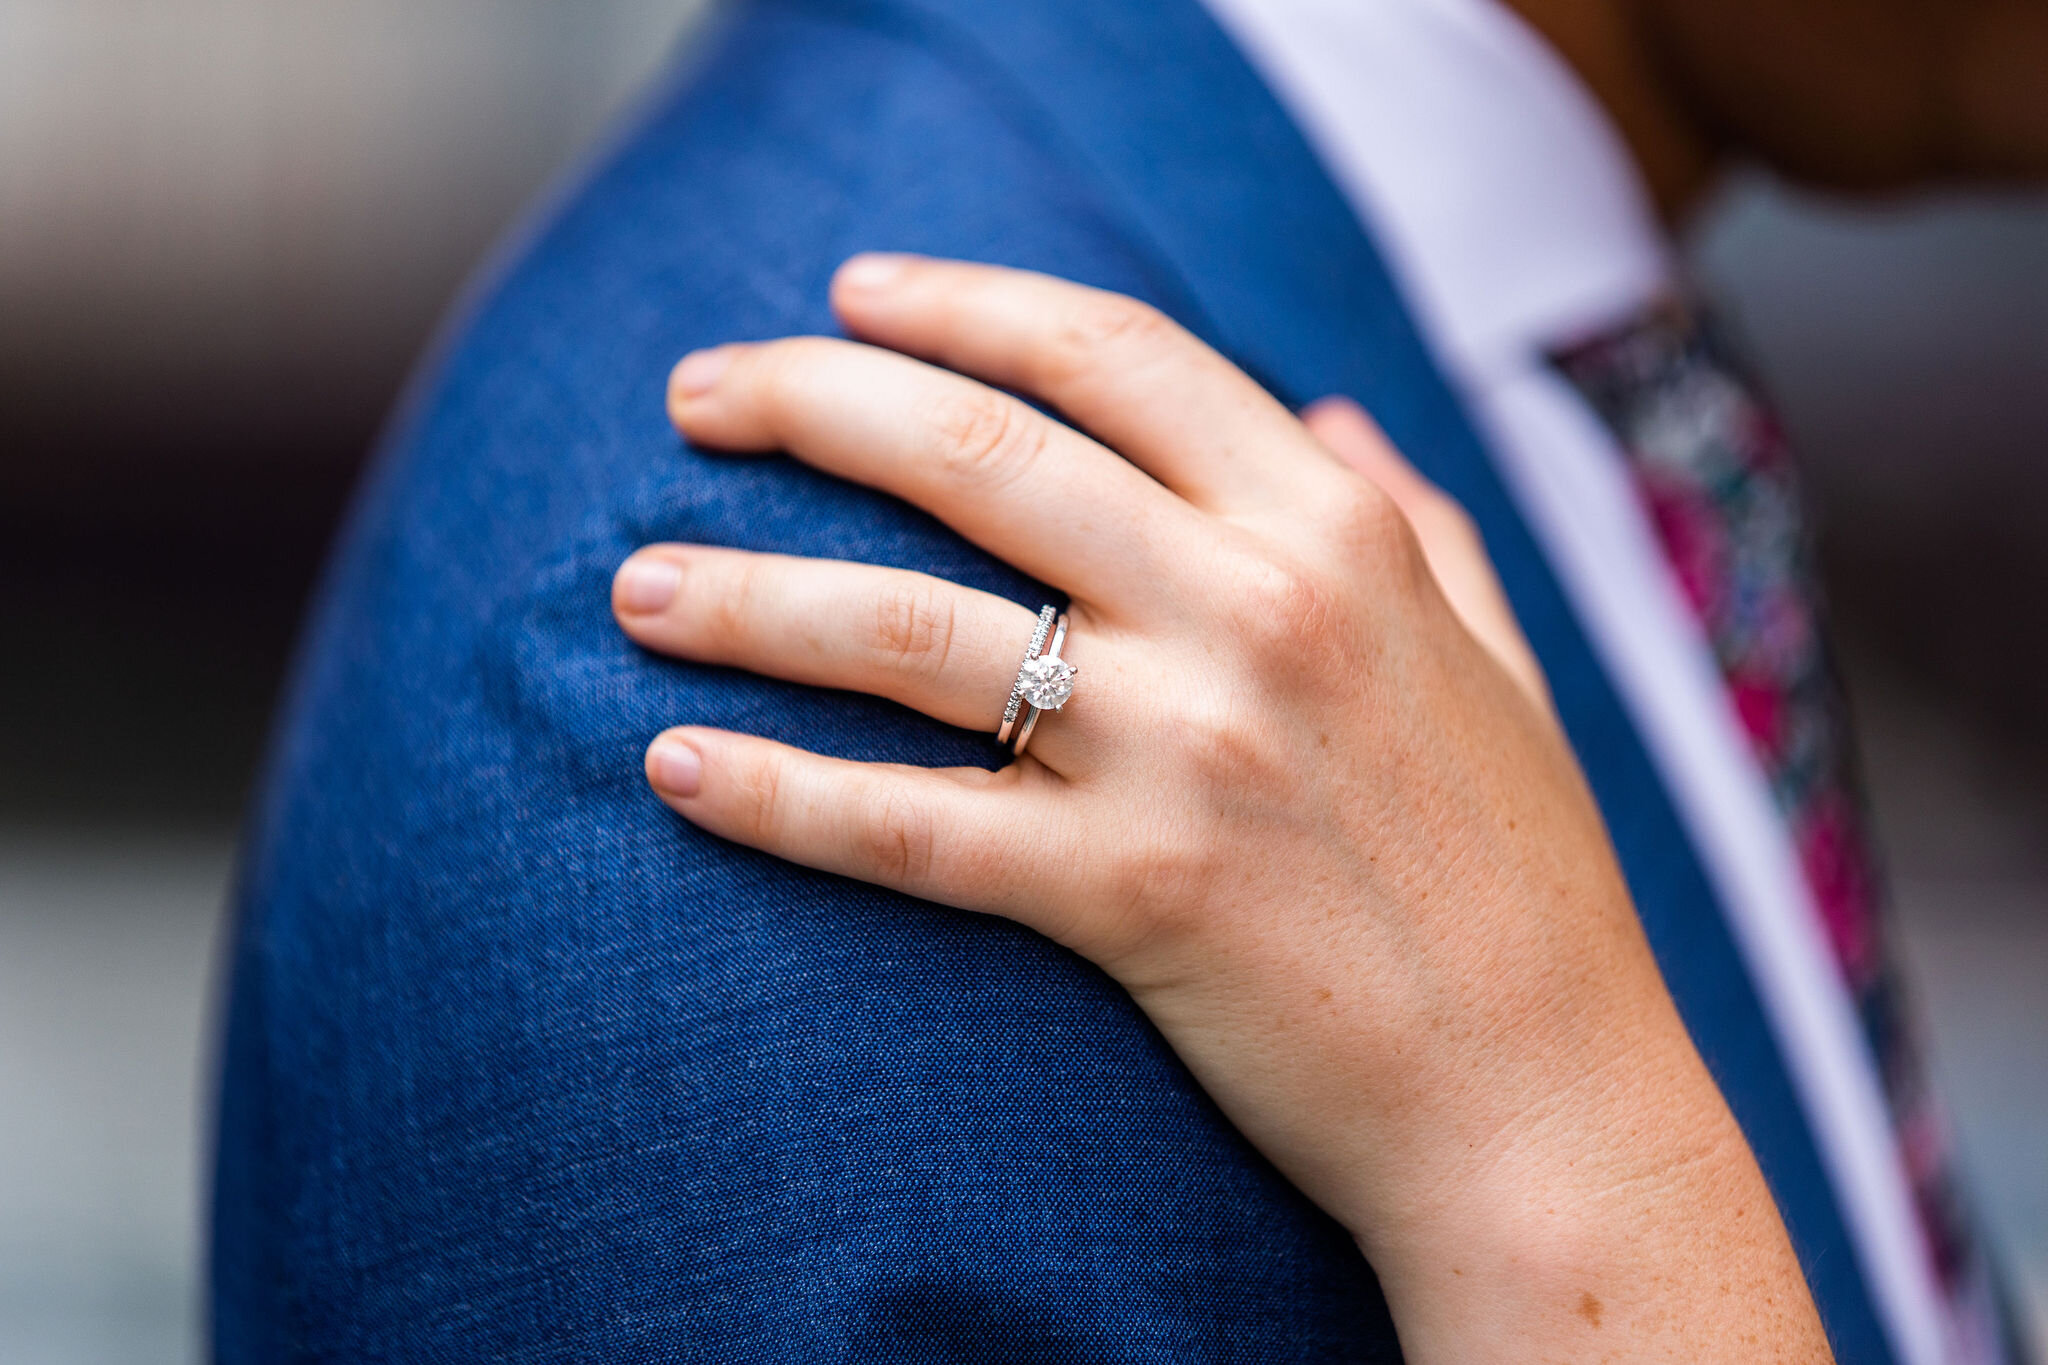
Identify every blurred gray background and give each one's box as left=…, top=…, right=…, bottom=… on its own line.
left=1, top=1, right=2042, bottom=1360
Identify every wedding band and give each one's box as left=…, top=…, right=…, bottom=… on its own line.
left=1011, top=613, right=1075, bottom=757
left=997, top=605, right=1059, bottom=745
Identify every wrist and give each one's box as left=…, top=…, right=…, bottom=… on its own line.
left=1128, top=891, right=1718, bottom=1248
left=1340, top=990, right=1713, bottom=1236
left=1335, top=1016, right=1829, bottom=1363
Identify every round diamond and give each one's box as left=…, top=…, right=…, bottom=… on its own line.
left=1018, top=654, right=1075, bottom=709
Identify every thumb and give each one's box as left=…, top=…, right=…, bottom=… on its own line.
left=1302, top=396, right=1550, bottom=709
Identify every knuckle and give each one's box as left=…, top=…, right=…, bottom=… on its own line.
left=745, top=336, right=834, bottom=414
left=870, top=579, right=956, bottom=679
left=858, top=789, right=936, bottom=888
left=733, top=749, right=788, bottom=844
left=1322, top=482, right=1409, bottom=555
left=1044, top=294, right=1177, bottom=380
left=1321, top=485, right=1437, bottom=598
left=931, top=390, right=1043, bottom=488
left=700, top=558, right=759, bottom=649
left=757, top=334, right=833, bottom=378
left=1231, top=557, right=1346, bottom=652
left=737, top=338, right=797, bottom=399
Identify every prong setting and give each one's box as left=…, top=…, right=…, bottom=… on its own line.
left=1017, top=653, right=1077, bottom=710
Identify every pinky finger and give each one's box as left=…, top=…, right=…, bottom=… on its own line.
left=645, top=727, right=1049, bottom=919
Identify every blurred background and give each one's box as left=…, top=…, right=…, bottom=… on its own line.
left=0, top=1, right=2042, bottom=1360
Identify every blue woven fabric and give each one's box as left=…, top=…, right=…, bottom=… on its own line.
left=212, top=0, right=1893, bottom=1359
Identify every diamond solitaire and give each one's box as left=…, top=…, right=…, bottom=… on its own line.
left=1017, top=652, right=1077, bottom=710
left=1002, top=608, right=1075, bottom=757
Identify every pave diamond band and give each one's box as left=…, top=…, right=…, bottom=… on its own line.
left=1010, top=613, right=1074, bottom=758
left=997, top=605, right=1059, bottom=745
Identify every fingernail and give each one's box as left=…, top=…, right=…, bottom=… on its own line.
left=1303, top=394, right=1367, bottom=425
left=648, top=737, right=702, bottom=798
left=615, top=557, right=681, bottom=614
left=837, top=253, right=911, bottom=292
left=671, top=346, right=733, bottom=398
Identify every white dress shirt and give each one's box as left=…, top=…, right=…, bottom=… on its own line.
left=1194, top=1, right=1967, bottom=1361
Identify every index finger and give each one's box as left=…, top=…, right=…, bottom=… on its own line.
left=669, top=335, right=1204, bottom=613
left=830, top=255, right=1349, bottom=515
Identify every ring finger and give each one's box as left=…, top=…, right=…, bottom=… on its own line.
left=614, top=544, right=1097, bottom=766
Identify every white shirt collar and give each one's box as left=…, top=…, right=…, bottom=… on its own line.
left=1199, top=0, right=1675, bottom=381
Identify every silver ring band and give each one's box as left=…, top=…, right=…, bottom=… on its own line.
left=1011, top=613, right=1073, bottom=757
left=997, top=605, right=1059, bottom=745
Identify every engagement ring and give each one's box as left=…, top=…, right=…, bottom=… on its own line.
left=1010, top=613, right=1075, bottom=757
left=997, top=605, right=1059, bottom=745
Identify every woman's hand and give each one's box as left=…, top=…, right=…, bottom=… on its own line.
left=611, top=256, right=1833, bottom=1363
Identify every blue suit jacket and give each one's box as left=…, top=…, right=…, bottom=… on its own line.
left=213, top=0, right=1896, bottom=1358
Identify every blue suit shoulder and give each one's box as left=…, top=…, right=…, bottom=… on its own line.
left=214, top=4, right=1401, bottom=1360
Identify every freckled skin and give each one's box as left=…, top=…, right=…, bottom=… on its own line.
left=626, top=260, right=1839, bottom=1364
